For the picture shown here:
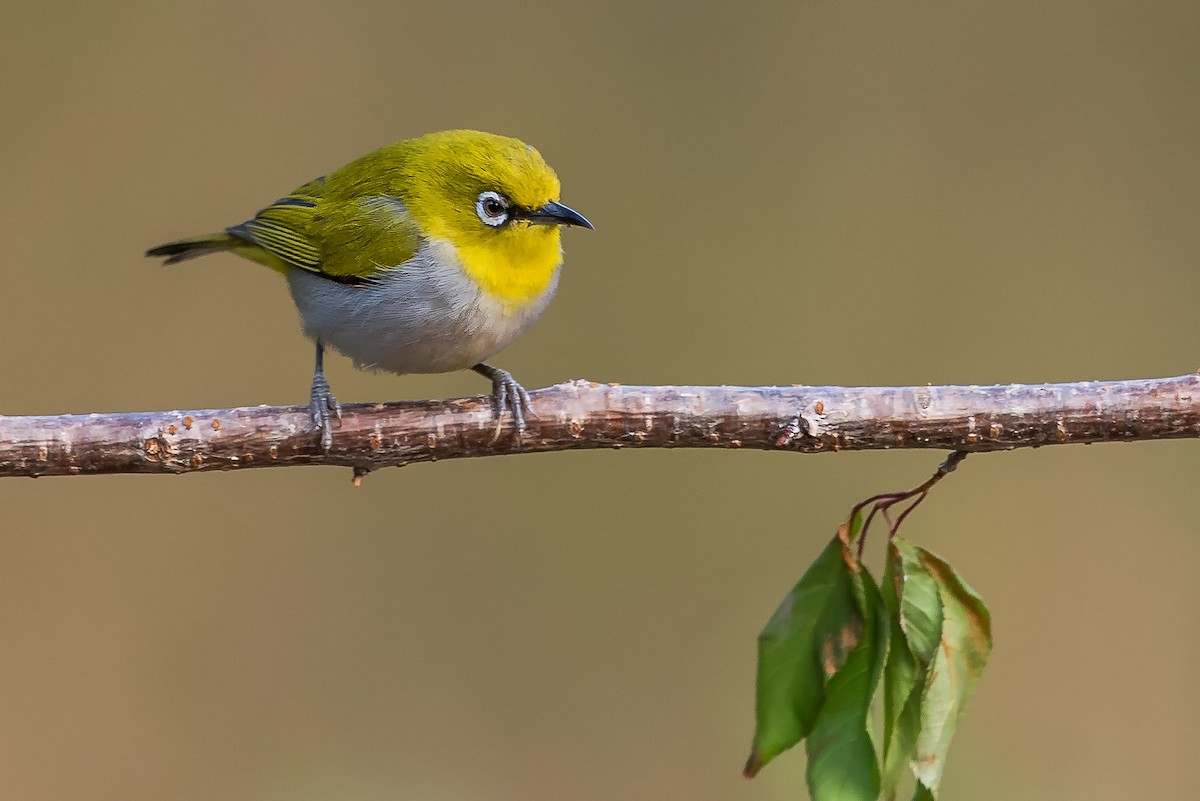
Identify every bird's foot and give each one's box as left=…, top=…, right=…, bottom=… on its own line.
left=309, top=372, right=342, bottom=451
left=472, top=363, right=534, bottom=445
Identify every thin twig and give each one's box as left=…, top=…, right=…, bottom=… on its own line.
left=850, top=450, right=971, bottom=554
left=0, top=375, right=1197, bottom=478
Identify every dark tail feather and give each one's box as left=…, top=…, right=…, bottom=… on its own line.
left=145, top=233, right=237, bottom=265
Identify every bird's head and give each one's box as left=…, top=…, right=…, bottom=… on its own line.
left=372, top=130, right=591, bottom=302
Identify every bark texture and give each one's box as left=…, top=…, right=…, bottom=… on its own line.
left=2, top=374, right=1198, bottom=478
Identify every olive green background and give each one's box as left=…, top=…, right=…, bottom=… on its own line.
left=3, top=3, right=1200, bottom=800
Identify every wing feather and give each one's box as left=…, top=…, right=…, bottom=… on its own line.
left=226, top=176, right=421, bottom=282
left=225, top=176, right=326, bottom=273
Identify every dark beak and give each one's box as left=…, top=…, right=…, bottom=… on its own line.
left=522, top=200, right=594, bottom=230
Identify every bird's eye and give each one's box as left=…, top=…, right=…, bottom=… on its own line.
left=475, top=191, right=510, bottom=226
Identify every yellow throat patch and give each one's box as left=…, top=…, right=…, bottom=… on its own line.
left=453, top=225, right=563, bottom=307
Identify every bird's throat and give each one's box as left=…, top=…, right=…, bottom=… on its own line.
left=455, top=233, right=562, bottom=307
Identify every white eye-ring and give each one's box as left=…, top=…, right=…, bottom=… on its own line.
left=475, top=191, right=510, bottom=226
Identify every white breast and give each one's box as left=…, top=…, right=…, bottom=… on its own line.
left=285, top=238, right=559, bottom=375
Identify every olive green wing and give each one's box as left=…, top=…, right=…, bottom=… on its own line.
left=225, top=176, right=327, bottom=274
left=226, top=177, right=421, bottom=283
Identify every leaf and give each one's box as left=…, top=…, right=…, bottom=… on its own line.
left=744, top=512, right=990, bottom=800
left=845, top=507, right=865, bottom=549
left=805, top=542, right=886, bottom=801
left=894, top=539, right=943, bottom=665
left=880, top=550, right=918, bottom=798
left=744, top=530, right=862, bottom=777
left=911, top=780, right=936, bottom=801
left=881, top=538, right=945, bottom=798
left=911, top=547, right=992, bottom=796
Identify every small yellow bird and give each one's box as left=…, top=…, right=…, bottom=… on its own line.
left=147, top=130, right=592, bottom=449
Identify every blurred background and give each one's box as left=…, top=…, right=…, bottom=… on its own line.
left=3, top=3, right=1200, bottom=800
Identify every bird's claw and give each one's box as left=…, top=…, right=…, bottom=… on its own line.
left=309, top=373, right=341, bottom=451
left=477, top=366, right=534, bottom=445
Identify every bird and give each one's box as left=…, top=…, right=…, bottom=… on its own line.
left=146, top=129, right=592, bottom=450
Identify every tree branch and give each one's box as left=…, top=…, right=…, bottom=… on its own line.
left=2, top=374, right=1198, bottom=479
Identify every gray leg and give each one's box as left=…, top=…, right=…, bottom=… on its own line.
left=309, top=341, right=341, bottom=450
left=471, top=362, right=533, bottom=443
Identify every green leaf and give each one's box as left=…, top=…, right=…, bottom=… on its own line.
left=880, top=550, right=918, bottom=797
left=744, top=531, right=862, bottom=777
left=911, top=547, right=993, bottom=796
left=845, top=508, right=865, bottom=548
left=805, top=549, right=886, bottom=801
left=912, top=780, right=936, bottom=801
left=881, top=538, right=946, bottom=798
left=893, top=539, right=943, bottom=665
left=744, top=512, right=988, bottom=801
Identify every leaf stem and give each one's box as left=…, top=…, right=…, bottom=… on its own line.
left=851, top=451, right=969, bottom=556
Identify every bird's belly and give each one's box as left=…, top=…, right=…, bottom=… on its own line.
left=285, top=260, right=558, bottom=375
